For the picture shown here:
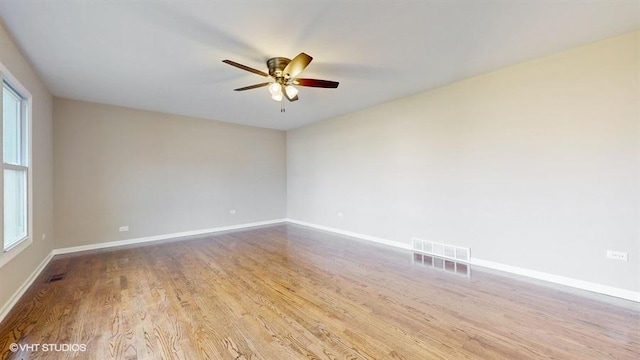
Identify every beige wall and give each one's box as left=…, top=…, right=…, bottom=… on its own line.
left=54, top=99, right=286, bottom=248
left=0, top=21, right=54, bottom=310
left=287, top=31, right=639, bottom=292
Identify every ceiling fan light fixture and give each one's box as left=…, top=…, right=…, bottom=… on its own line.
left=268, top=82, right=282, bottom=95
left=285, top=85, right=298, bottom=98
left=223, top=53, right=339, bottom=107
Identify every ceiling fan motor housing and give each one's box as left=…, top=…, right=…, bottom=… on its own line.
left=267, top=57, right=292, bottom=81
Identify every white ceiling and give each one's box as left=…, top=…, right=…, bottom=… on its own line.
left=0, top=1, right=638, bottom=130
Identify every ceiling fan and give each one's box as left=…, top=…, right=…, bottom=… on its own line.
left=222, top=52, right=339, bottom=103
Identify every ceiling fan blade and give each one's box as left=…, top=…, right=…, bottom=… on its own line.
left=283, top=53, right=313, bottom=78
left=222, top=60, right=269, bottom=77
left=293, top=78, right=339, bottom=88
left=234, top=82, right=270, bottom=91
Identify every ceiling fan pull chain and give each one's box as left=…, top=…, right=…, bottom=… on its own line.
left=281, top=102, right=285, bottom=113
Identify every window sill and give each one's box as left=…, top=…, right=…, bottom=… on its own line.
left=0, top=237, right=32, bottom=268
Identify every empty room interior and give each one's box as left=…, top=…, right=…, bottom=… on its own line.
left=0, top=1, right=639, bottom=359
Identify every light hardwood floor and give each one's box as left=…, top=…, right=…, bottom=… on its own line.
left=1, top=224, right=638, bottom=359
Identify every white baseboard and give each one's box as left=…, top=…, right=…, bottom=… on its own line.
left=468, top=258, right=640, bottom=302
left=0, top=251, right=54, bottom=324
left=286, top=218, right=412, bottom=250
left=286, top=218, right=640, bottom=303
left=53, top=219, right=287, bottom=255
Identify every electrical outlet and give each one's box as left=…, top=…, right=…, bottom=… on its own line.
left=230, top=209, right=236, bottom=215
left=337, top=212, right=344, bottom=218
left=119, top=226, right=129, bottom=232
left=606, top=250, right=628, bottom=261
left=42, top=233, right=46, bottom=241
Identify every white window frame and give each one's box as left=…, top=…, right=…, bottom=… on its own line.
left=0, top=62, right=33, bottom=268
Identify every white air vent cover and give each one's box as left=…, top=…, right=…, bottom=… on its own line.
left=411, top=238, right=470, bottom=263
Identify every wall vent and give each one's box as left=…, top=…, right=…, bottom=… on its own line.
left=413, top=252, right=470, bottom=277
left=411, top=238, right=470, bottom=276
left=411, top=238, right=470, bottom=263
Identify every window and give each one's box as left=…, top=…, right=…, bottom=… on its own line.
left=1, top=65, right=32, bottom=266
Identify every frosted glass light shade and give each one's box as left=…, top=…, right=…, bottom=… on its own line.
left=268, top=83, right=282, bottom=95
left=285, top=85, right=298, bottom=98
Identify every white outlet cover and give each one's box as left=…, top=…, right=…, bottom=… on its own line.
left=119, top=226, right=129, bottom=232
left=606, top=250, right=628, bottom=261
left=230, top=209, right=237, bottom=214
